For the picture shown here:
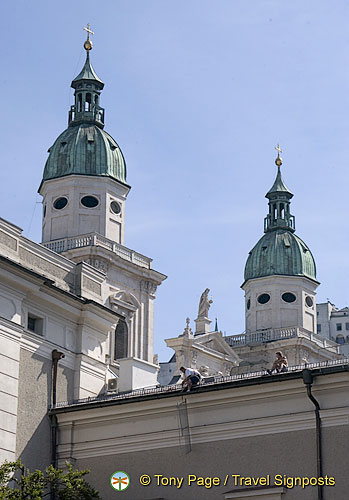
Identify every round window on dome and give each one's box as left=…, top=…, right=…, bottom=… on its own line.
left=110, top=201, right=121, bottom=214
left=258, top=293, right=270, bottom=305
left=53, top=197, right=68, bottom=210
left=246, top=298, right=251, bottom=310
left=305, top=296, right=314, bottom=308
left=282, top=292, right=296, bottom=303
left=81, top=196, right=99, bottom=208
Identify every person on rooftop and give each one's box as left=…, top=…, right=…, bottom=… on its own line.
left=179, top=366, right=202, bottom=391
left=266, top=351, right=288, bottom=375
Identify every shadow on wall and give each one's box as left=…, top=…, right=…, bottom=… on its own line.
left=18, top=415, right=52, bottom=471
left=16, top=349, right=75, bottom=471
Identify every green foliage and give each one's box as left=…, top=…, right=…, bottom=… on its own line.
left=0, top=460, right=101, bottom=500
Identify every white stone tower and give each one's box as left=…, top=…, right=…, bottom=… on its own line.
left=39, top=28, right=166, bottom=374
left=242, top=147, right=319, bottom=337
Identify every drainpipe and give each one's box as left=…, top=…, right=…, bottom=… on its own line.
left=51, top=350, right=65, bottom=468
left=302, top=369, right=323, bottom=500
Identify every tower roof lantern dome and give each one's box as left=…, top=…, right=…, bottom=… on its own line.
left=39, top=25, right=128, bottom=191
left=243, top=145, right=317, bottom=285
left=40, top=124, right=127, bottom=190
left=71, top=51, right=104, bottom=88
left=243, top=230, right=317, bottom=284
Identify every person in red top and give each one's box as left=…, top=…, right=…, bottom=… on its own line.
left=180, top=366, right=202, bottom=391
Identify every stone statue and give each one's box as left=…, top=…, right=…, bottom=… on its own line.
left=198, top=288, right=213, bottom=318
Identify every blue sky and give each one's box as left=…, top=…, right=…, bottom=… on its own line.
left=2, top=1, right=349, bottom=360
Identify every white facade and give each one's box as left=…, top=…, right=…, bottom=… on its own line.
left=40, top=175, right=129, bottom=245
left=243, top=275, right=318, bottom=334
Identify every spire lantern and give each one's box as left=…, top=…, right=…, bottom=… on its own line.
left=264, top=145, right=295, bottom=233
left=68, top=25, right=105, bottom=128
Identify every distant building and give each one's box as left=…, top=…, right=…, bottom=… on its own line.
left=317, top=302, right=349, bottom=355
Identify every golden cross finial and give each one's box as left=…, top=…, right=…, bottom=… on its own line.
left=274, top=143, right=283, bottom=167
left=275, top=144, right=282, bottom=155
left=83, top=24, right=94, bottom=51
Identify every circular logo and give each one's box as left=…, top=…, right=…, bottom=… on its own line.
left=110, top=471, right=130, bottom=492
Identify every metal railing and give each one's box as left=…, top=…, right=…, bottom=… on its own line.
left=51, top=358, right=349, bottom=410
left=42, top=233, right=152, bottom=269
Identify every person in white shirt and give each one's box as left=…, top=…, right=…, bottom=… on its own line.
left=179, top=366, right=201, bottom=391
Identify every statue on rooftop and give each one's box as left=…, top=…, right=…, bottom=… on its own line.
left=198, top=288, right=213, bottom=319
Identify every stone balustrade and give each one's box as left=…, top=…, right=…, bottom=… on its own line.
left=226, top=326, right=339, bottom=353
left=42, top=232, right=152, bottom=269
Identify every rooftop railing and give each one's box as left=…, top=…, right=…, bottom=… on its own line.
left=51, top=358, right=349, bottom=410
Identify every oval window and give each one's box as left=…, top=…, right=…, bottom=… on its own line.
left=258, top=293, right=270, bottom=305
left=246, top=298, right=251, bottom=310
left=53, top=197, right=68, bottom=210
left=81, top=196, right=99, bottom=208
left=305, top=296, right=313, bottom=307
left=110, top=201, right=121, bottom=214
left=282, top=292, right=296, bottom=303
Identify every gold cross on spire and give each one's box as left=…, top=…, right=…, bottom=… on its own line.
left=83, top=23, right=94, bottom=51
left=275, top=144, right=282, bottom=155
left=274, top=143, right=283, bottom=167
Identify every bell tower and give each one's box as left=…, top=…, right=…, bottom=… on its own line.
left=242, top=146, right=319, bottom=336
left=38, top=26, right=167, bottom=370
left=39, top=25, right=129, bottom=246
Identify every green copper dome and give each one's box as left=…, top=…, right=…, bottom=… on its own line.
left=243, top=153, right=317, bottom=284
left=39, top=48, right=128, bottom=189
left=244, top=230, right=317, bottom=282
left=42, top=125, right=126, bottom=184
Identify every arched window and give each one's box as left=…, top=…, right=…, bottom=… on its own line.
left=77, top=94, right=82, bottom=112
left=280, top=203, right=285, bottom=219
left=273, top=204, right=277, bottom=220
left=114, top=318, right=128, bottom=360
left=85, top=93, right=92, bottom=111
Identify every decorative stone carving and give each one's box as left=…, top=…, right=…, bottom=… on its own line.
left=191, top=351, right=198, bottom=367
left=110, top=290, right=140, bottom=319
left=86, top=258, right=109, bottom=273
left=223, top=363, right=230, bottom=375
left=153, top=354, right=159, bottom=365
left=140, top=280, right=157, bottom=295
left=199, top=365, right=209, bottom=376
left=180, top=317, right=193, bottom=338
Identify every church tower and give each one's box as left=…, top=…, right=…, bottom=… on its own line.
left=242, top=147, right=319, bottom=336
left=39, top=27, right=166, bottom=374
left=39, top=27, right=128, bottom=245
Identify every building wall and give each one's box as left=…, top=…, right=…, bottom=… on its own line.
left=16, top=348, right=75, bottom=471
left=77, top=427, right=345, bottom=500
left=55, top=369, right=349, bottom=500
